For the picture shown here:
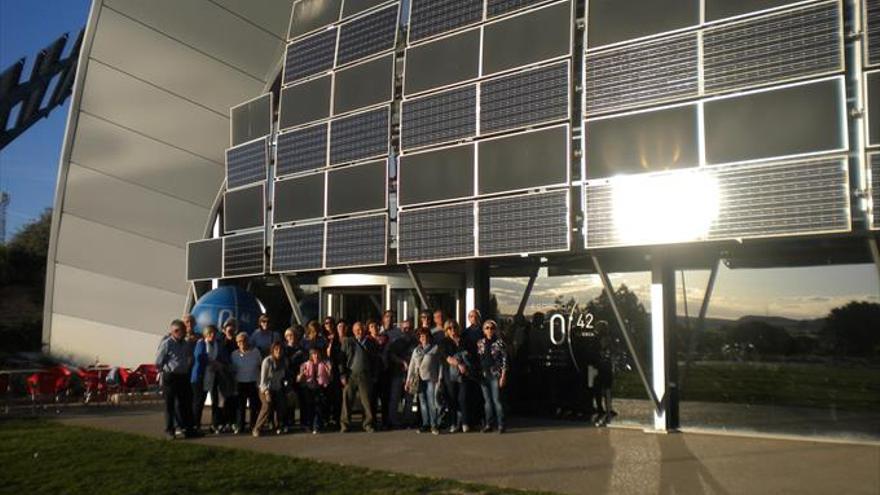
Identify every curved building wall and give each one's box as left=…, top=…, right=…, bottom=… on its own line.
left=44, top=0, right=289, bottom=366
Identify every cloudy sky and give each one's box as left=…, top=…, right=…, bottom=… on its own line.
left=492, top=263, right=880, bottom=321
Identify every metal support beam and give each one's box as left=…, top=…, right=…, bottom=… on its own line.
left=869, top=238, right=880, bottom=289
left=680, top=258, right=720, bottom=391
left=406, top=265, right=429, bottom=311
left=591, top=255, right=662, bottom=411
left=651, top=255, right=678, bottom=431
left=515, top=265, right=540, bottom=317
left=183, top=282, right=198, bottom=315
left=279, top=274, right=304, bottom=325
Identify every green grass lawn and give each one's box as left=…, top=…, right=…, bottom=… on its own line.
left=0, top=419, right=547, bottom=495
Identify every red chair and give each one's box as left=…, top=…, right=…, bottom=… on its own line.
left=80, top=366, right=111, bottom=404
left=26, top=366, right=73, bottom=411
left=126, top=364, right=160, bottom=392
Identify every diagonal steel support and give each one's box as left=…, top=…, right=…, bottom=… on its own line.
left=279, top=274, right=304, bottom=325
left=591, top=255, right=662, bottom=411
left=516, top=265, right=540, bottom=317
left=681, top=258, right=720, bottom=391
left=406, top=264, right=429, bottom=311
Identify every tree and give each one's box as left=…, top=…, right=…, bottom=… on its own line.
left=724, top=320, right=794, bottom=357
left=820, top=301, right=880, bottom=358
left=584, top=284, right=650, bottom=357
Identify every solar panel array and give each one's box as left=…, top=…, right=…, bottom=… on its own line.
left=271, top=223, right=325, bottom=272
left=585, top=1, right=842, bottom=116
left=397, top=0, right=573, bottom=263
left=585, top=157, right=850, bottom=249
left=582, top=0, right=852, bottom=247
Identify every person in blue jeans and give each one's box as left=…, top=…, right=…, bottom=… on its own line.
left=476, top=319, right=508, bottom=433
left=406, top=327, right=441, bottom=435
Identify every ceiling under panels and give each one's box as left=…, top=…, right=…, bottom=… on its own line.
left=44, top=0, right=291, bottom=366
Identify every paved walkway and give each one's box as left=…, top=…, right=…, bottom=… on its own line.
left=59, top=408, right=880, bottom=494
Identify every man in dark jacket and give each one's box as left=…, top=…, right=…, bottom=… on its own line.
left=339, top=321, right=379, bottom=432
left=156, top=319, right=200, bottom=439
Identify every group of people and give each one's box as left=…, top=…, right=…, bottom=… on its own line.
left=155, top=308, right=510, bottom=439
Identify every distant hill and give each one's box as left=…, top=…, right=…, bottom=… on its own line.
left=679, top=314, right=825, bottom=336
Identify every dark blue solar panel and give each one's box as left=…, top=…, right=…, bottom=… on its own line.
left=337, top=4, right=398, bottom=66
left=398, top=202, right=474, bottom=262
left=401, top=84, right=476, bottom=150
left=409, top=0, right=483, bottom=42
left=226, top=138, right=268, bottom=189
left=272, top=223, right=325, bottom=272
left=480, top=62, right=569, bottom=134
left=276, top=123, right=328, bottom=177
left=478, top=190, right=569, bottom=256
left=325, top=214, right=387, bottom=267
left=223, top=231, right=265, bottom=277
left=329, top=106, right=389, bottom=165
left=283, top=28, right=337, bottom=85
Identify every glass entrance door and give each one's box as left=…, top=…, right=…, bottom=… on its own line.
left=322, top=286, right=385, bottom=325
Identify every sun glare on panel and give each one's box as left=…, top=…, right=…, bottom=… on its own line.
left=611, top=170, right=720, bottom=246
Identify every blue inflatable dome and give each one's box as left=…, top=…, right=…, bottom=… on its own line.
left=191, top=286, right=262, bottom=335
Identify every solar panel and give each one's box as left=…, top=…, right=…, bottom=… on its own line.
left=224, top=184, right=265, bottom=233
left=487, top=0, right=553, bottom=18
left=585, top=157, right=850, bottom=248
left=289, top=0, right=342, bottom=40
left=276, top=123, right=328, bottom=178
left=481, top=0, right=571, bottom=76
left=480, top=61, right=569, bottom=135
left=869, top=71, right=880, bottom=147
left=226, top=137, right=268, bottom=189
left=398, top=202, right=475, bottom=262
left=401, top=84, right=476, bottom=150
left=408, top=0, right=483, bottom=43
left=273, top=172, right=325, bottom=224
left=404, top=27, right=480, bottom=96
left=326, top=214, right=387, bottom=268
left=869, top=0, right=880, bottom=67
left=187, top=238, right=222, bottom=281
left=279, top=75, right=332, bottom=130
left=223, top=231, right=265, bottom=278
left=587, top=0, right=699, bottom=48
left=586, top=104, right=699, bottom=180
left=271, top=223, right=325, bottom=272
left=329, top=106, right=389, bottom=166
left=327, top=160, right=387, bottom=216
left=399, top=143, right=474, bottom=206
left=337, top=3, right=398, bottom=67
left=478, top=190, right=569, bottom=256
left=230, top=94, right=272, bottom=147
left=283, top=28, right=337, bottom=85
left=585, top=32, right=699, bottom=115
left=702, top=2, right=842, bottom=95
left=478, top=125, right=569, bottom=195
left=705, top=0, right=815, bottom=21
left=333, top=53, right=395, bottom=115
left=703, top=77, right=845, bottom=165
left=871, top=153, right=880, bottom=230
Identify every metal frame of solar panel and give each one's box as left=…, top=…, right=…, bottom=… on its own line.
left=222, top=231, right=266, bottom=278
left=186, top=238, right=223, bottom=282
left=325, top=213, right=388, bottom=269
left=223, top=182, right=266, bottom=234
left=583, top=0, right=844, bottom=117
left=583, top=155, right=851, bottom=249
left=229, top=93, right=273, bottom=148
left=271, top=222, right=326, bottom=273
left=225, top=136, right=268, bottom=190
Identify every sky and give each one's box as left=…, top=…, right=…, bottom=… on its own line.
left=0, top=0, right=90, bottom=237
left=0, top=1, right=877, bottom=322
